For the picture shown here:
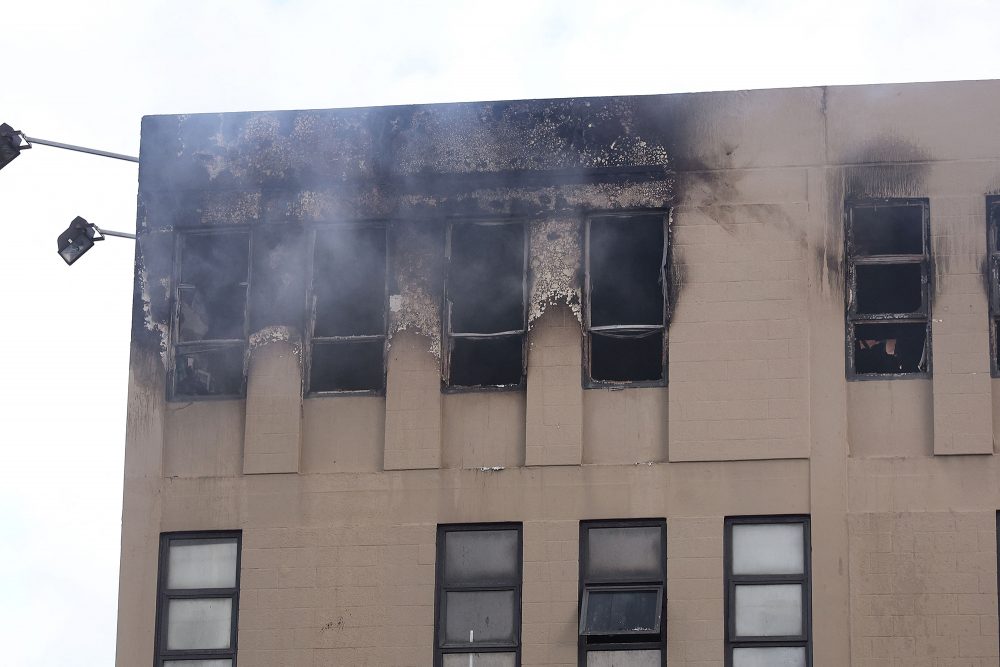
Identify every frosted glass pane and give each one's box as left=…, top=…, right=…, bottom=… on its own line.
left=166, top=598, right=232, bottom=650
left=444, top=530, right=518, bottom=585
left=443, top=653, right=517, bottom=667
left=164, top=661, right=233, bottom=667
left=587, top=649, right=662, bottom=667
left=586, top=526, right=662, bottom=580
left=732, top=523, right=803, bottom=575
left=733, top=646, right=806, bottom=667
left=167, top=538, right=238, bottom=589
left=444, top=590, right=515, bottom=644
left=735, top=584, right=802, bottom=637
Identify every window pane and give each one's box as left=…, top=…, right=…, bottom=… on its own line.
left=313, top=226, right=386, bottom=337
left=732, top=646, right=806, bottom=667
left=586, top=526, right=662, bottom=580
left=178, top=285, right=248, bottom=341
left=166, top=598, right=233, bottom=650
left=310, top=340, right=384, bottom=392
left=732, top=523, right=804, bottom=576
left=449, top=335, right=523, bottom=387
left=590, top=331, right=663, bottom=383
left=444, top=529, right=519, bottom=585
left=174, top=346, right=244, bottom=397
left=167, top=538, right=238, bottom=589
left=582, top=588, right=660, bottom=634
left=587, top=649, right=662, bottom=667
left=443, top=653, right=517, bottom=667
left=853, top=322, right=927, bottom=374
left=734, top=584, right=802, bottom=637
left=855, top=263, right=923, bottom=314
left=851, top=205, right=923, bottom=255
left=443, top=590, right=515, bottom=645
left=164, top=661, right=233, bottom=667
left=449, top=223, right=525, bottom=334
left=181, top=232, right=250, bottom=287
left=589, top=215, right=664, bottom=327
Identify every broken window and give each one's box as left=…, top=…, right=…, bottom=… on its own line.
left=308, top=224, right=387, bottom=393
left=172, top=230, right=250, bottom=398
left=585, top=213, right=668, bottom=386
left=579, top=520, right=666, bottom=664
left=435, top=524, right=522, bottom=666
left=725, top=517, right=811, bottom=667
left=988, top=198, right=1000, bottom=376
left=846, top=201, right=930, bottom=377
left=444, top=222, right=527, bottom=389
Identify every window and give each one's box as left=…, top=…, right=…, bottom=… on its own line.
left=172, top=230, right=251, bottom=399
left=155, top=532, right=241, bottom=666
left=987, top=198, right=1000, bottom=376
left=435, top=524, right=522, bottom=666
left=725, top=516, right=810, bottom=667
left=307, top=224, right=388, bottom=394
left=585, top=212, right=668, bottom=386
left=444, top=221, right=527, bottom=389
left=845, top=200, right=930, bottom=378
left=579, top=520, right=666, bottom=666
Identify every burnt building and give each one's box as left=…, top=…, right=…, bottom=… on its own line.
left=118, top=80, right=1000, bottom=666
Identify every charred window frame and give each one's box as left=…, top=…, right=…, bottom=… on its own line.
left=306, top=223, right=389, bottom=395
left=434, top=523, right=523, bottom=667
left=578, top=519, right=667, bottom=666
left=444, top=220, right=528, bottom=391
left=154, top=531, right=241, bottom=667
left=724, top=516, right=811, bottom=667
left=170, top=229, right=252, bottom=400
left=987, top=198, right=1000, bottom=377
left=845, top=200, right=931, bottom=379
left=584, top=211, right=669, bottom=388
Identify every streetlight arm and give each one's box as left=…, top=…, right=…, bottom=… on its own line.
left=22, top=135, right=138, bottom=163
left=95, top=226, right=136, bottom=240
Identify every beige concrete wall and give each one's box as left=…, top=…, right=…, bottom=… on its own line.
left=119, top=80, right=1000, bottom=667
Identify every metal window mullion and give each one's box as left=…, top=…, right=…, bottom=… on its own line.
left=312, top=334, right=386, bottom=343
left=450, top=330, right=526, bottom=339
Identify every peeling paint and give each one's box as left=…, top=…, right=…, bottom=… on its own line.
left=137, top=259, right=169, bottom=364
left=388, top=222, right=443, bottom=358
left=528, top=218, right=582, bottom=325
left=249, top=325, right=302, bottom=359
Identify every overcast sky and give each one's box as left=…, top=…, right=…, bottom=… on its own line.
left=2, top=1, right=999, bottom=663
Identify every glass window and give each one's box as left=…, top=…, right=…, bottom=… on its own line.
left=579, top=520, right=666, bottom=664
left=436, top=525, right=521, bottom=666
left=845, top=201, right=930, bottom=377
left=156, top=532, right=241, bottom=666
left=726, top=517, right=809, bottom=664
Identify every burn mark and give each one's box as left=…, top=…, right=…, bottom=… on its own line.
left=528, top=218, right=582, bottom=325
left=388, top=221, right=444, bottom=358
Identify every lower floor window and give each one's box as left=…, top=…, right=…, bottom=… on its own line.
left=155, top=531, right=242, bottom=666
left=725, top=516, right=811, bottom=667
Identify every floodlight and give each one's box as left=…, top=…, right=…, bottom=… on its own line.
left=57, top=216, right=135, bottom=266
left=0, top=123, right=28, bottom=170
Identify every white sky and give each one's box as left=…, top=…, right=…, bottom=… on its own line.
left=1, top=0, right=998, bottom=663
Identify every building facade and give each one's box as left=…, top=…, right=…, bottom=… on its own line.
left=117, top=81, right=1000, bottom=666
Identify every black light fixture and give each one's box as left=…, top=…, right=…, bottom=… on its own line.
left=57, top=216, right=136, bottom=266
left=0, top=123, right=28, bottom=170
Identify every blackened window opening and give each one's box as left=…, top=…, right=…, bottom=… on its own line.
left=586, top=213, right=667, bottom=385
left=173, top=230, right=250, bottom=399
left=846, top=201, right=930, bottom=378
left=445, top=222, right=527, bottom=389
left=309, top=225, right=387, bottom=394
left=988, top=199, right=1000, bottom=376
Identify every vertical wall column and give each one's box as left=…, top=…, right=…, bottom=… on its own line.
left=931, top=196, right=993, bottom=455
left=525, top=304, right=584, bottom=466
left=384, top=331, right=443, bottom=470
left=243, top=335, right=303, bottom=474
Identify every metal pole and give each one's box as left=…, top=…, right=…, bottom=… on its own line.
left=23, top=135, right=138, bottom=163
left=96, top=227, right=137, bottom=240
